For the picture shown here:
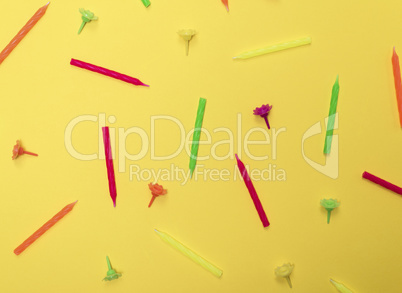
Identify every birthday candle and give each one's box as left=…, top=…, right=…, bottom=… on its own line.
left=189, top=98, right=207, bottom=178
left=102, top=127, right=117, bottom=207
left=70, top=58, right=149, bottom=87
left=323, top=76, right=340, bottom=154
left=141, top=0, right=151, bottom=7
left=233, top=37, right=311, bottom=60
left=330, top=279, right=353, bottom=293
left=362, top=171, right=402, bottom=195
left=235, top=154, right=270, bottom=227
left=14, top=201, right=77, bottom=255
left=155, top=229, right=223, bottom=277
left=0, top=2, right=50, bottom=65
left=392, top=47, right=402, bottom=127
left=221, top=0, right=229, bottom=11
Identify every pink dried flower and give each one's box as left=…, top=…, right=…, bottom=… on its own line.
left=253, top=104, right=273, bottom=129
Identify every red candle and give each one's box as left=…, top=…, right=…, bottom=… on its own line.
left=362, top=171, right=402, bottom=195
left=102, top=127, right=117, bottom=207
left=14, top=201, right=77, bottom=255
left=0, top=2, right=50, bottom=65
left=392, top=47, right=402, bottom=127
left=235, top=154, right=270, bottom=227
left=70, top=58, right=149, bottom=87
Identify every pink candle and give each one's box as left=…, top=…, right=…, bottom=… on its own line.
left=0, top=2, right=50, bottom=65
left=235, top=154, right=270, bottom=227
left=102, top=127, right=117, bottom=207
left=70, top=58, right=149, bottom=87
left=362, top=171, right=402, bottom=195
left=392, top=47, right=402, bottom=127
left=14, top=201, right=77, bottom=255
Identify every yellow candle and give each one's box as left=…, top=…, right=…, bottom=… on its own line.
left=233, top=37, right=312, bottom=60
left=330, top=279, right=353, bottom=293
left=155, top=229, right=223, bottom=277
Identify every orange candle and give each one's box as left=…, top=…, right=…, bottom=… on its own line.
left=0, top=2, right=50, bottom=65
left=392, top=47, right=402, bottom=127
left=221, top=0, right=229, bottom=11
left=14, top=201, right=77, bottom=255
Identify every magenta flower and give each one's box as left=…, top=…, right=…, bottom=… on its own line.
left=253, top=104, right=273, bottom=129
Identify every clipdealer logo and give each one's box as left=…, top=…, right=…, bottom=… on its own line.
left=64, top=113, right=287, bottom=183
left=64, top=112, right=339, bottom=182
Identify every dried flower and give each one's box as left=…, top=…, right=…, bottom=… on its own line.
left=320, top=198, right=340, bottom=224
left=103, top=271, right=122, bottom=281
left=178, top=29, right=196, bottom=56
left=148, top=183, right=167, bottom=207
left=253, top=104, right=273, bottom=130
left=12, top=140, right=38, bottom=160
left=78, top=8, right=98, bottom=34
left=275, top=263, right=294, bottom=288
left=103, top=256, right=122, bottom=281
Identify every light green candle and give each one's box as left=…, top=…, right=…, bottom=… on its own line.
left=330, top=279, right=353, bottom=293
left=233, top=37, right=311, bottom=60
left=189, top=98, right=206, bottom=178
left=155, top=229, right=222, bottom=277
left=324, top=76, right=340, bottom=154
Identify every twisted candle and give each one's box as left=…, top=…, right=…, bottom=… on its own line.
left=102, top=127, right=117, bottom=207
left=324, top=76, right=340, bottom=154
left=189, top=98, right=206, bottom=178
left=392, top=47, right=402, bottom=127
left=235, top=154, right=270, bottom=227
left=233, top=37, right=311, bottom=60
left=155, top=229, right=223, bottom=277
left=14, top=201, right=77, bottom=255
left=330, top=279, right=353, bottom=293
left=362, top=171, right=402, bottom=195
left=141, top=0, right=151, bottom=7
left=70, top=58, right=149, bottom=87
left=0, top=2, right=50, bottom=65
left=221, top=0, right=229, bottom=11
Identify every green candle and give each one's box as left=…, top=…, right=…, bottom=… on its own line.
left=141, top=0, right=151, bottom=7
left=324, top=76, right=340, bottom=154
left=233, top=37, right=311, bottom=60
left=189, top=98, right=206, bottom=178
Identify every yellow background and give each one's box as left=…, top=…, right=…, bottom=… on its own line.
left=1, top=0, right=402, bottom=292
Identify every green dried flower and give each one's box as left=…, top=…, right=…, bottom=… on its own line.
left=103, top=256, right=122, bottom=281
left=320, top=198, right=340, bottom=224
left=78, top=8, right=98, bottom=34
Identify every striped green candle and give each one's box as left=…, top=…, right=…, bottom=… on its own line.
left=190, top=98, right=207, bottom=178
left=324, top=76, right=339, bottom=154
